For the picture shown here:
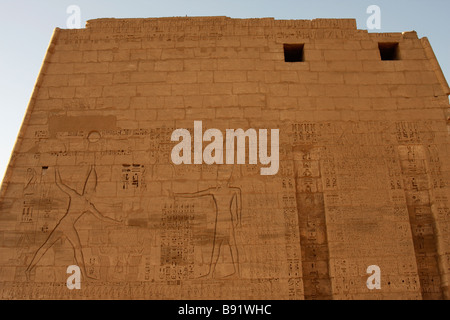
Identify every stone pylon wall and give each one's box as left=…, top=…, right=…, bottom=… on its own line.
left=0, top=17, right=449, bottom=300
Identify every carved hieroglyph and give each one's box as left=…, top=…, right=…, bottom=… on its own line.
left=0, top=17, right=449, bottom=300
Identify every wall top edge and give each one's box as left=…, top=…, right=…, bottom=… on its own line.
left=81, top=16, right=358, bottom=31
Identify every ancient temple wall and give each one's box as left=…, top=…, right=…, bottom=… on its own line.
left=0, top=17, right=449, bottom=299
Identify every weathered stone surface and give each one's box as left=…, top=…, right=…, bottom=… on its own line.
left=0, top=16, right=449, bottom=300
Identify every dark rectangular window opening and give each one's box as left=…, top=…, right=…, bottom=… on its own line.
left=378, top=42, right=400, bottom=60
left=284, top=43, right=304, bottom=62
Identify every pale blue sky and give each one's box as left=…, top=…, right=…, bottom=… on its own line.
left=0, top=0, right=449, bottom=178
